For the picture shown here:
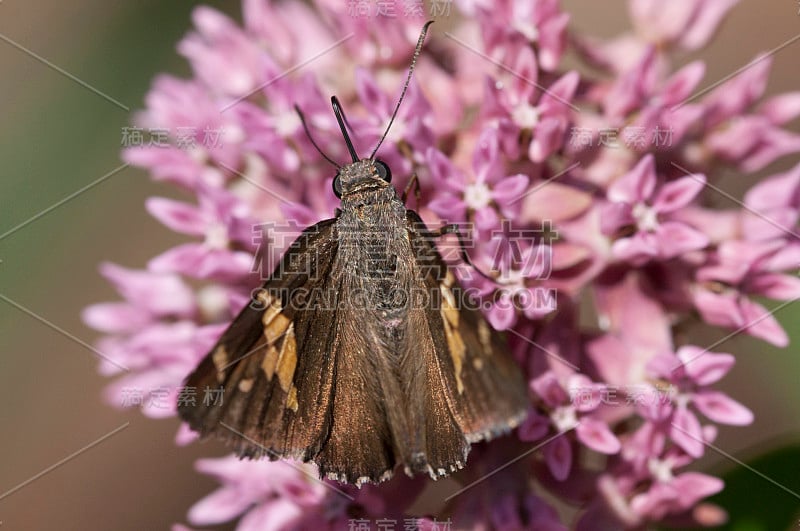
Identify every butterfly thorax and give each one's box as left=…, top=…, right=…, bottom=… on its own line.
left=337, top=184, right=413, bottom=338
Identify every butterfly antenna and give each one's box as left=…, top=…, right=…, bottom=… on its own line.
left=294, top=104, right=340, bottom=169
left=332, top=96, right=360, bottom=163
left=370, top=20, right=433, bottom=160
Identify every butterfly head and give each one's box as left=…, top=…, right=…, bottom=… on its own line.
left=329, top=96, right=392, bottom=198
left=333, top=159, right=391, bottom=198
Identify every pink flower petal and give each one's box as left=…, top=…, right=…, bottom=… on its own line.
left=428, top=195, right=467, bottom=223
left=509, top=45, right=538, bottom=102
left=608, top=154, right=657, bottom=204
left=705, top=55, right=772, bottom=124
left=655, top=221, right=709, bottom=258
left=473, top=127, right=501, bottom=182
left=486, top=295, right=518, bottom=331
left=539, top=70, right=580, bottom=117
left=354, top=68, right=390, bottom=116
left=680, top=0, right=740, bottom=50
left=531, top=372, right=569, bottom=407
left=188, top=487, right=254, bottom=525
left=746, top=272, right=800, bottom=300
left=82, top=303, right=150, bottom=334
left=149, top=244, right=252, bottom=281
left=237, top=498, right=303, bottom=531
left=544, top=435, right=572, bottom=481
left=146, top=197, right=207, bottom=235
left=612, top=232, right=658, bottom=263
left=473, top=206, right=500, bottom=232
left=604, top=48, right=657, bottom=119
left=744, top=161, right=800, bottom=212
left=660, top=61, right=706, bottom=106
left=693, top=289, right=744, bottom=329
left=426, top=147, right=466, bottom=192
left=538, top=12, right=570, bottom=71
left=492, top=174, right=530, bottom=206
left=576, top=417, right=621, bottom=454
left=550, top=243, right=591, bottom=270
left=175, top=423, right=199, bottom=446
left=99, top=263, right=195, bottom=316
left=692, top=390, right=754, bottom=425
left=599, top=202, right=634, bottom=235
left=765, top=243, right=800, bottom=272
left=518, top=411, right=550, bottom=442
left=760, top=92, right=800, bottom=125
left=676, top=347, right=735, bottom=386
left=529, top=118, right=564, bottom=163
left=520, top=182, right=592, bottom=223
left=671, top=406, right=705, bottom=458
left=652, top=174, right=706, bottom=213
left=740, top=125, right=800, bottom=173
left=739, top=297, right=789, bottom=347
left=566, top=374, right=603, bottom=411
left=672, top=472, right=725, bottom=506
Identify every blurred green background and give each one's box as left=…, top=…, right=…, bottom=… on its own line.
left=0, top=1, right=797, bottom=529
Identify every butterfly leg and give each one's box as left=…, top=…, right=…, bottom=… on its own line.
left=402, top=173, right=420, bottom=206
left=431, top=223, right=496, bottom=282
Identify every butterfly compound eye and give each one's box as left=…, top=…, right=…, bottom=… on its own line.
left=333, top=173, right=343, bottom=198
left=375, top=159, right=392, bottom=183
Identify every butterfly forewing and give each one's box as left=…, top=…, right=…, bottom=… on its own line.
left=179, top=219, right=340, bottom=460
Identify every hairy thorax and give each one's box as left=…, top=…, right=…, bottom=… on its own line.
left=337, top=187, right=415, bottom=341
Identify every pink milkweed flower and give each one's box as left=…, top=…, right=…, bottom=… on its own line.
left=628, top=0, right=740, bottom=51
left=179, top=6, right=280, bottom=98
left=441, top=439, right=569, bottom=530
left=317, top=0, right=426, bottom=66
left=602, top=154, right=709, bottom=265
left=187, top=456, right=327, bottom=529
left=234, top=74, right=337, bottom=175
left=602, top=50, right=706, bottom=146
left=485, top=60, right=579, bottom=163
left=427, top=128, right=529, bottom=233
left=99, top=321, right=226, bottom=418
left=82, top=263, right=196, bottom=338
left=243, top=0, right=339, bottom=69
left=630, top=467, right=724, bottom=522
left=526, top=371, right=621, bottom=481
left=586, top=270, right=674, bottom=388
left=475, top=235, right=556, bottom=330
left=701, top=56, right=800, bottom=172
left=742, top=160, right=800, bottom=241
left=471, top=0, right=570, bottom=72
left=133, top=75, right=247, bottom=170
left=693, top=239, right=800, bottom=347
left=592, top=422, right=724, bottom=526
left=644, top=346, right=753, bottom=458
left=146, top=186, right=258, bottom=282
left=444, top=489, right=567, bottom=531
left=187, top=455, right=424, bottom=530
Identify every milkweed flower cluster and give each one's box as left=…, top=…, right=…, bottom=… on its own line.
left=85, top=0, right=800, bottom=528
